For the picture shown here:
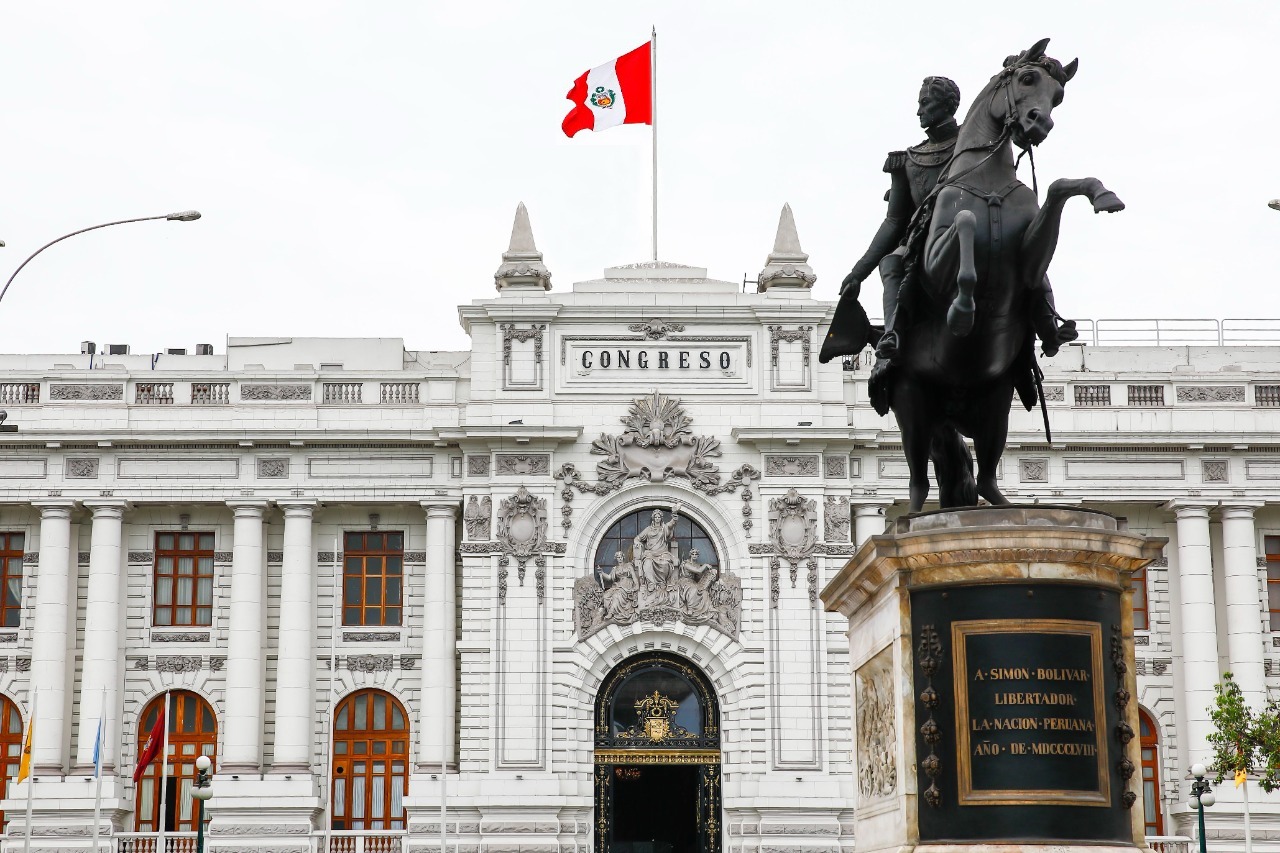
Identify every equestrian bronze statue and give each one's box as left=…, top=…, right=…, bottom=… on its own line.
left=822, top=38, right=1124, bottom=512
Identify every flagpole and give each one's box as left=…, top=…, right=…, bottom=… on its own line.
left=1244, top=776, right=1252, bottom=853
left=157, top=690, right=171, bottom=852
left=324, top=536, right=340, bottom=853
left=22, top=688, right=35, bottom=853
left=650, top=25, right=658, bottom=262
left=91, top=687, right=105, bottom=853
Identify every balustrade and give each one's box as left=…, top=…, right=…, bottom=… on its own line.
left=323, top=382, right=363, bottom=404
left=380, top=382, right=420, bottom=404
left=0, top=382, right=39, bottom=404
left=191, top=382, right=230, bottom=404
left=135, top=382, right=175, bottom=405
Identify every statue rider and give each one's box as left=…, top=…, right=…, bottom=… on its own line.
left=819, top=76, right=1076, bottom=364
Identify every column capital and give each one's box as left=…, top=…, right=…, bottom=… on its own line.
left=276, top=498, right=317, bottom=516
left=30, top=499, right=75, bottom=518
left=82, top=498, right=128, bottom=517
left=852, top=501, right=892, bottom=516
left=1164, top=500, right=1211, bottom=518
left=421, top=499, right=461, bottom=519
left=226, top=499, right=269, bottom=517
left=1220, top=502, right=1265, bottom=517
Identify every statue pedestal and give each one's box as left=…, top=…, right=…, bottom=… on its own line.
left=821, top=506, right=1164, bottom=853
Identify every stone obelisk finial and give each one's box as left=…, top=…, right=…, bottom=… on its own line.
left=494, top=202, right=551, bottom=292
left=757, top=203, right=816, bottom=292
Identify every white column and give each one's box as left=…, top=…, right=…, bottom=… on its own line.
left=272, top=499, right=316, bottom=772
left=223, top=500, right=267, bottom=773
left=853, top=502, right=889, bottom=546
left=1172, top=503, right=1219, bottom=768
left=30, top=500, right=73, bottom=773
left=418, top=501, right=458, bottom=771
left=1221, top=504, right=1267, bottom=705
left=77, top=499, right=126, bottom=770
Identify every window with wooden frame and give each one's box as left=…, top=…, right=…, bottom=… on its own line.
left=1139, top=708, right=1164, bottom=836
left=342, top=532, right=404, bottom=627
left=1131, top=564, right=1149, bottom=631
left=1264, top=536, right=1280, bottom=631
left=0, top=694, right=23, bottom=827
left=134, top=691, right=217, bottom=833
left=331, top=689, right=410, bottom=830
left=0, top=534, right=24, bottom=628
left=153, top=532, right=215, bottom=627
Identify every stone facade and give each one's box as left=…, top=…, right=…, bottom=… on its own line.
left=0, top=245, right=1272, bottom=851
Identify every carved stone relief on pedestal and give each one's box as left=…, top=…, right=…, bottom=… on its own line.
left=855, top=647, right=897, bottom=800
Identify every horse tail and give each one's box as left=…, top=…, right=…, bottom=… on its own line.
left=929, top=425, right=977, bottom=508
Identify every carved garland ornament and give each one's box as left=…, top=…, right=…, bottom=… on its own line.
left=627, top=319, right=686, bottom=339
left=500, top=323, right=545, bottom=366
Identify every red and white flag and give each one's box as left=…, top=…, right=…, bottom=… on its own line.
left=562, top=41, right=652, bottom=137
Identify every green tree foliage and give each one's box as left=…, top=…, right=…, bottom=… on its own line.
left=1206, top=672, right=1280, bottom=792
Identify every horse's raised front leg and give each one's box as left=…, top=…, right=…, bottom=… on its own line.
left=1020, top=177, right=1124, bottom=287
left=923, top=209, right=979, bottom=337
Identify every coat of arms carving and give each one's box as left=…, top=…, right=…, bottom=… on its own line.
left=495, top=486, right=547, bottom=565
left=769, top=489, right=818, bottom=564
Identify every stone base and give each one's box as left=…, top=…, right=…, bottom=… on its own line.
left=0, top=776, right=129, bottom=852
left=821, top=506, right=1165, bottom=853
left=205, top=773, right=319, bottom=851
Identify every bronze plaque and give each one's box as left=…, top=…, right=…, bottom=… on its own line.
left=952, top=619, right=1109, bottom=806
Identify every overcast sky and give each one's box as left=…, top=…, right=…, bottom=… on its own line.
left=0, top=1, right=1274, bottom=355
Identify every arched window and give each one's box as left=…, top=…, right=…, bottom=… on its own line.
left=0, top=694, right=23, bottom=826
left=134, top=691, right=217, bottom=833
left=1139, top=709, right=1163, bottom=836
left=595, top=653, right=720, bottom=750
left=593, top=508, right=719, bottom=582
left=332, top=689, right=410, bottom=830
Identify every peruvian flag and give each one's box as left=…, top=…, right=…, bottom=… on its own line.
left=562, top=41, right=652, bottom=137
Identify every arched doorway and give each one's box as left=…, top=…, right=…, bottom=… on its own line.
left=1139, top=709, right=1164, bottom=836
left=134, top=691, right=217, bottom=833
left=0, top=694, right=23, bottom=827
left=331, top=689, right=410, bottom=830
left=595, top=653, right=721, bottom=853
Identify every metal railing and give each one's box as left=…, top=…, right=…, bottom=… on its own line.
left=114, top=832, right=200, bottom=852
left=1146, top=835, right=1193, bottom=853
left=1072, top=318, right=1280, bottom=346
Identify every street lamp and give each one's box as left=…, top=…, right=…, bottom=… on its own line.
left=1188, top=763, right=1216, bottom=853
left=191, top=754, right=213, bottom=853
left=0, top=211, right=201, bottom=307
left=1269, top=200, right=1280, bottom=211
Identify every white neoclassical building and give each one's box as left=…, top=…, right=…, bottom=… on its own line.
left=0, top=203, right=1272, bottom=852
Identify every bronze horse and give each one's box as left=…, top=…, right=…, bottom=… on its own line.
left=878, top=38, right=1123, bottom=512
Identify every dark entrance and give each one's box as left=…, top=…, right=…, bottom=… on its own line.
left=611, top=765, right=698, bottom=853
left=594, top=654, right=721, bottom=853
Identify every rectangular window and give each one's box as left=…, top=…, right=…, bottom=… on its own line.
left=343, top=532, right=404, bottom=627
left=1131, top=564, right=1149, bottom=631
left=153, top=532, right=215, bottom=627
left=1265, top=536, right=1280, bottom=631
left=0, top=534, right=23, bottom=628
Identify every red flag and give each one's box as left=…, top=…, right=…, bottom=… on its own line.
left=562, top=41, right=652, bottom=137
left=132, top=703, right=166, bottom=783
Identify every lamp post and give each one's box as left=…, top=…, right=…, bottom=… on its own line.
left=191, top=754, right=213, bottom=853
left=0, top=210, right=201, bottom=307
left=1188, top=763, right=1216, bottom=853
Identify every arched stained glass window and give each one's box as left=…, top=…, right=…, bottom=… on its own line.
left=332, top=689, right=410, bottom=831
left=593, top=508, right=719, bottom=581
left=134, top=691, right=217, bottom=833
left=595, top=653, right=720, bottom=750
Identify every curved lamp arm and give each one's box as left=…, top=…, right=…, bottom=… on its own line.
left=0, top=210, right=201, bottom=307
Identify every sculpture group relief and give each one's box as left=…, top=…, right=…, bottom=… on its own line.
left=823, top=495, right=851, bottom=542
left=463, top=495, right=492, bottom=540
left=573, top=507, right=741, bottom=640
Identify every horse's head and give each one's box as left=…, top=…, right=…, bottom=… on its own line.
left=992, top=37, right=1078, bottom=147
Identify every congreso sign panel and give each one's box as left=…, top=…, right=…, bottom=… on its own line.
left=559, top=337, right=754, bottom=392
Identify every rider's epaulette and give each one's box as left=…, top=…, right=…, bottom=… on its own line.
left=884, top=151, right=907, bottom=172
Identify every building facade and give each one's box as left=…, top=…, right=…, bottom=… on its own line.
left=0, top=205, right=1272, bottom=851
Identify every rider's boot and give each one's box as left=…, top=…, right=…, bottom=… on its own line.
left=1031, top=283, right=1078, bottom=358
left=874, top=251, right=907, bottom=360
